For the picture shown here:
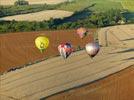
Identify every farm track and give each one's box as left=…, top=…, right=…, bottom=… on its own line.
left=0, top=24, right=134, bottom=100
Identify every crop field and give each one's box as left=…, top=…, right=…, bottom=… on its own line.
left=1, top=0, right=133, bottom=22
left=0, top=0, right=68, bottom=5
left=121, top=0, right=134, bottom=12
left=46, top=66, right=134, bottom=100
left=0, top=25, right=133, bottom=100
left=0, top=29, right=95, bottom=73
left=58, top=0, right=123, bottom=12
left=0, top=10, right=73, bottom=21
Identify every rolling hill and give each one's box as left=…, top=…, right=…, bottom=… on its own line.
left=0, top=24, right=134, bottom=100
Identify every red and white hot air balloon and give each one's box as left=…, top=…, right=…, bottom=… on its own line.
left=58, top=43, right=73, bottom=59
left=76, top=27, right=87, bottom=38
left=85, top=42, right=100, bottom=58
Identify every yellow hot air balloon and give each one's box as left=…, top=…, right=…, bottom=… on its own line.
left=35, top=36, right=49, bottom=53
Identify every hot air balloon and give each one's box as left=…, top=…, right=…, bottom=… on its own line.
left=76, top=27, right=88, bottom=38
left=35, top=36, right=49, bottom=53
left=85, top=42, right=100, bottom=58
left=58, top=43, right=73, bottom=59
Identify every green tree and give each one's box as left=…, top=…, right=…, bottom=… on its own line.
left=14, top=0, right=29, bottom=6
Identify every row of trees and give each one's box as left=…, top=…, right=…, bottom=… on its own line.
left=0, top=9, right=130, bottom=33
left=14, top=0, right=29, bottom=6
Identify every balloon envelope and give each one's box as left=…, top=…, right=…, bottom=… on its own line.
left=85, top=42, right=100, bottom=57
left=35, top=36, right=49, bottom=53
left=58, top=43, right=73, bottom=59
left=76, top=27, right=87, bottom=38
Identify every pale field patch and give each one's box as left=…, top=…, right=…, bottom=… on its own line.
left=121, top=0, right=134, bottom=11
left=0, top=10, right=73, bottom=21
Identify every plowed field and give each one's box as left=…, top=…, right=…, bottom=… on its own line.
left=0, top=29, right=95, bottom=73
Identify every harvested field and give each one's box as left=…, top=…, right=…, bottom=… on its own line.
left=98, top=24, right=134, bottom=48
left=46, top=66, right=134, bottom=100
left=0, top=29, right=95, bottom=73
left=0, top=10, right=73, bottom=22
left=0, top=0, right=68, bottom=5
left=0, top=46, right=133, bottom=99
left=0, top=25, right=134, bottom=100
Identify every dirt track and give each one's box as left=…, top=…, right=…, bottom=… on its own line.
left=0, top=25, right=134, bottom=100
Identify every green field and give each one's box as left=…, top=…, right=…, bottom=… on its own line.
left=121, top=0, right=134, bottom=12
left=1, top=0, right=133, bottom=18
left=58, top=0, right=123, bottom=12
left=58, top=0, right=134, bottom=12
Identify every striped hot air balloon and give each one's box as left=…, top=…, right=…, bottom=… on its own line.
left=85, top=42, right=100, bottom=58
left=58, top=43, right=73, bottom=59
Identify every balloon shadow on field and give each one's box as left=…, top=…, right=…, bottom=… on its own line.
left=109, top=48, right=134, bottom=54
left=53, top=4, right=96, bottom=25
left=121, top=38, right=134, bottom=41
left=121, top=57, right=134, bottom=61
left=62, top=4, right=95, bottom=22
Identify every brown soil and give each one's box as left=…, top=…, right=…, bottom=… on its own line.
left=0, top=29, right=95, bottom=73
left=46, top=66, right=134, bottom=100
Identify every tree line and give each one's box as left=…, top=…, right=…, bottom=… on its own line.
left=0, top=9, right=132, bottom=33
left=14, top=0, right=29, bottom=6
